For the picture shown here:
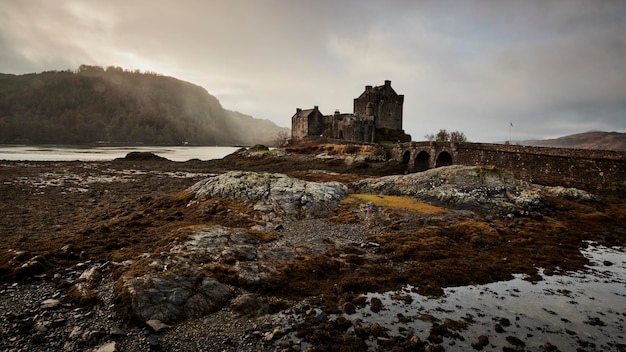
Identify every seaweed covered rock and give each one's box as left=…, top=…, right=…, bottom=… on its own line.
left=113, top=227, right=253, bottom=323
left=112, top=223, right=348, bottom=324
left=118, top=151, right=170, bottom=161
left=115, top=265, right=233, bottom=323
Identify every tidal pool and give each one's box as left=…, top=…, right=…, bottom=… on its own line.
left=352, top=241, right=625, bottom=351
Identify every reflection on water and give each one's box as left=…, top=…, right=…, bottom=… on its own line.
left=354, top=242, right=625, bottom=351
left=0, top=145, right=240, bottom=162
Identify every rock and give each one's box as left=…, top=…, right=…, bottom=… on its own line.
left=505, top=335, right=525, bottom=347
left=547, top=186, right=595, bottom=201
left=341, top=302, right=356, bottom=314
left=94, top=341, right=117, bottom=352
left=513, top=189, right=544, bottom=209
left=116, top=264, right=234, bottom=322
left=109, top=326, right=126, bottom=337
left=145, top=319, right=170, bottom=333
left=478, top=334, right=489, bottom=346
left=69, top=326, right=83, bottom=339
left=230, top=293, right=269, bottom=317
left=544, top=341, right=558, bottom=351
left=370, top=297, right=383, bottom=313
left=499, top=317, right=511, bottom=327
left=33, top=321, right=48, bottom=332
left=120, top=151, right=169, bottom=161
left=41, top=298, right=61, bottom=309
left=369, top=322, right=388, bottom=337
left=52, top=318, right=67, bottom=327
left=16, top=256, right=46, bottom=279
left=78, top=265, right=101, bottom=284
left=67, top=281, right=99, bottom=306
left=350, top=165, right=551, bottom=213
left=187, top=171, right=348, bottom=222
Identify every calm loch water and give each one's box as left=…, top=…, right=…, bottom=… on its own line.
left=0, top=145, right=240, bottom=162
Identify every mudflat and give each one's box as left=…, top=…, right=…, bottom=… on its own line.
left=1, top=151, right=624, bottom=351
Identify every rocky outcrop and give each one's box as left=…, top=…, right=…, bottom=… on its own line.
left=112, top=221, right=366, bottom=324
left=114, top=172, right=350, bottom=323
left=352, top=166, right=519, bottom=199
left=352, top=165, right=539, bottom=211
left=115, top=264, right=233, bottom=323
left=187, top=171, right=348, bottom=228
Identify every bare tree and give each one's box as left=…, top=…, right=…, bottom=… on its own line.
left=450, top=131, right=468, bottom=143
left=425, top=129, right=468, bottom=143
left=436, top=129, right=450, bottom=142
left=273, top=131, right=290, bottom=147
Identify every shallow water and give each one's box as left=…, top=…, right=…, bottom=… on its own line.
left=352, top=242, right=626, bottom=351
left=0, top=145, right=240, bottom=161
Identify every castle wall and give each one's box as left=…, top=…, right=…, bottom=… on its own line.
left=323, top=114, right=374, bottom=143
left=291, top=116, right=309, bottom=141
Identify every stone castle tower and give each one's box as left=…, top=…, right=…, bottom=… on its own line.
left=291, top=81, right=409, bottom=143
left=354, top=80, right=404, bottom=131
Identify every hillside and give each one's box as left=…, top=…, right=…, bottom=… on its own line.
left=226, top=110, right=290, bottom=145
left=0, top=66, right=288, bottom=146
left=519, top=131, right=626, bottom=151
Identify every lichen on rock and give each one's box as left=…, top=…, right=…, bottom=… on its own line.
left=351, top=165, right=542, bottom=212
left=187, top=171, right=348, bottom=222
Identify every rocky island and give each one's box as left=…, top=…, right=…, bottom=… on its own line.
left=1, top=143, right=624, bottom=351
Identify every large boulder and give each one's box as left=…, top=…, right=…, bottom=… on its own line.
left=351, top=165, right=541, bottom=211
left=114, top=227, right=253, bottom=323
left=115, top=266, right=233, bottom=323
left=187, top=171, right=348, bottom=221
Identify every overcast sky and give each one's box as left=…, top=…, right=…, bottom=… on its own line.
left=2, top=0, right=625, bottom=142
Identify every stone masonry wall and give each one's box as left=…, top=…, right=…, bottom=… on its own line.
left=387, top=142, right=626, bottom=191
left=454, top=143, right=626, bottom=191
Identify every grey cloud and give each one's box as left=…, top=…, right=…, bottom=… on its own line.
left=1, top=0, right=625, bottom=142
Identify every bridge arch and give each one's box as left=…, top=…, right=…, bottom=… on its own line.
left=435, top=151, right=453, bottom=167
left=401, top=150, right=411, bottom=164
left=414, top=151, right=430, bottom=171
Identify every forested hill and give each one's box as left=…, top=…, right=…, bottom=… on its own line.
left=0, top=66, right=289, bottom=145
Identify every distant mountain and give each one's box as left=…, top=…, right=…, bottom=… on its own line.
left=226, top=110, right=289, bottom=146
left=518, top=131, right=626, bottom=151
left=0, top=65, right=288, bottom=146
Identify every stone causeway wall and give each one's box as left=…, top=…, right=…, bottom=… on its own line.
left=388, top=142, right=626, bottom=191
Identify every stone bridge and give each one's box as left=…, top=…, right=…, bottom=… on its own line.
left=386, top=141, right=626, bottom=191
left=391, top=141, right=458, bottom=171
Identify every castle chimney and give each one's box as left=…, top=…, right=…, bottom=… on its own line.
left=314, top=105, right=319, bottom=111
left=296, top=108, right=302, bottom=113
left=365, top=85, right=372, bottom=90
left=384, top=80, right=391, bottom=87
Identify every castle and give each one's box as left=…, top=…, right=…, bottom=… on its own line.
left=291, top=80, right=410, bottom=144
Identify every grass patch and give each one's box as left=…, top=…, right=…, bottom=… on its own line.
left=346, top=194, right=446, bottom=215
